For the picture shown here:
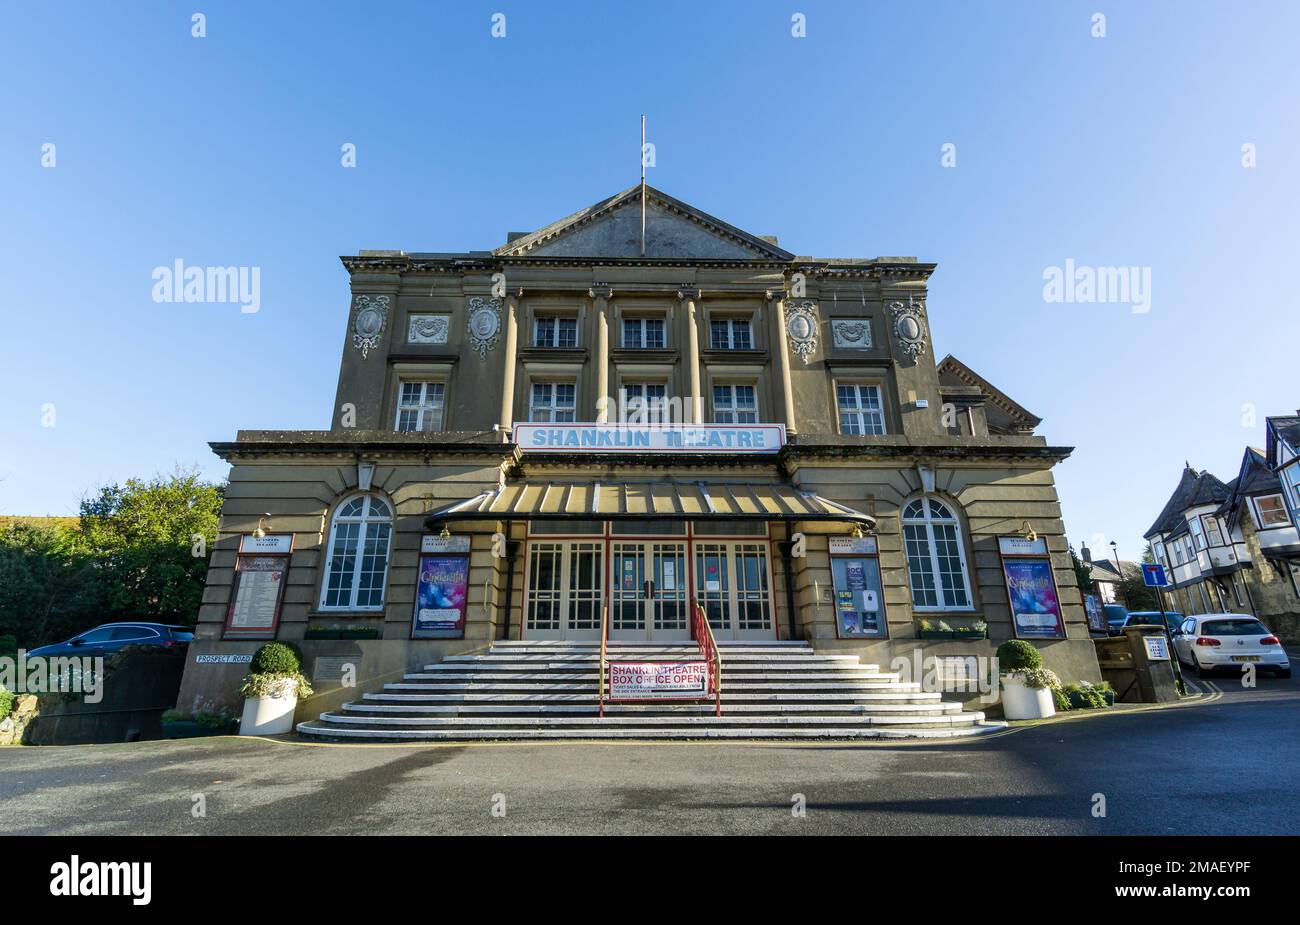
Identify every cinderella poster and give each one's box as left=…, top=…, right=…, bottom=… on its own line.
left=412, top=554, right=469, bottom=638
left=1004, top=558, right=1064, bottom=638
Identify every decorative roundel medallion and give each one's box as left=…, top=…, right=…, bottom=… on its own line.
left=466, top=296, right=502, bottom=358
left=784, top=300, right=820, bottom=364
left=888, top=298, right=928, bottom=361
left=350, top=294, right=390, bottom=359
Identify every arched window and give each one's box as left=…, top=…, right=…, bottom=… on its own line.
left=320, top=494, right=393, bottom=610
left=901, top=497, right=973, bottom=611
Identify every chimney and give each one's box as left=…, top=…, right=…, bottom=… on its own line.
left=1081, top=543, right=1092, bottom=563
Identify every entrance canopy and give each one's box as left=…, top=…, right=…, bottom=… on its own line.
left=424, top=481, right=875, bottom=529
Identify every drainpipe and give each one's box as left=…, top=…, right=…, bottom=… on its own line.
left=778, top=539, right=800, bottom=640
left=499, top=520, right=517, bottom=640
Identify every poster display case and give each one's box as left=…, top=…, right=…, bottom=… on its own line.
left=828, top=535, right=888, bottom=639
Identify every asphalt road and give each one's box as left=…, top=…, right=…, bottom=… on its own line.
left=2, top=659, right=1296, bottom=836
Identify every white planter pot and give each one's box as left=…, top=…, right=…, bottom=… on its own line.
left=239, top=682, right=299, bottom=736
left=1000, top=674, right=1055, bottom=720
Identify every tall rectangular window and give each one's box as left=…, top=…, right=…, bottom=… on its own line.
left=529, top=382, right=576, bottom=422
left=837, top=384, right=886, bottom=436
left=712, top=384, right=757, bottom=424
left=621, top=317, right=665, bottom=349
left=621, top=382, right=667, bottom=423
left=534, top=316, right=578, bottom=348
left=1203, top=515, right=1224, bottom=546
left=709, top=317, right=752, bottom=350
left=1189, top=516, right=1206, bottom=550
left=394, top=381, right=445, bottom=432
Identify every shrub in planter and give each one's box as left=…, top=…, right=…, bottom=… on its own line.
left=0, top=685, right=14, bottom=719
left=996, top=644, right=1056, bottom=720
left=239, top=643, right=313, bottom=735
left=918, top=618, right=954, bottom=639
left=1063, top=682, right=1109, bottom=710
left=1051, top=687, right=1072, bottom=712
left=995, top=639, right=1042, bottom=672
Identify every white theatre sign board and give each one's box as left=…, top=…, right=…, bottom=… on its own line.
left=515, top=423, right=785, bottom=454
left=608, top=662, right=708, bottom=700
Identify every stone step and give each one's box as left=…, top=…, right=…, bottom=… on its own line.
left=314, top=711, right=987, bottom=727
left=341, top=700, right=962, bottom=715
left=401, top=670, right=899, bottom=682
left=363, top=690, right=944, bottom=703
left=492, top=640, right=812, bottom=649
left=296, top=721, right=1006, bottom=741
left=446, top=653, right=861, bottom=664
left=383, top=680, right=924, bottom=692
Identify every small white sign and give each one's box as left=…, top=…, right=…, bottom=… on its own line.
left=421, top=535, right=471, bottom=553
left=998, top=536, right=1048, bottom=556
left=829, top=536, right=878, bottom=556
left=239, top=534, right=293, bottom=554
left=662, top=560, right=676, bottom=591
left=1143, top=636, right=1170, bottom=661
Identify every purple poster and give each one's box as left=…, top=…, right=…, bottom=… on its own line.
left=412, top=554, right=469, bottom=638
left=1004, top=558, right=1065, bottom=639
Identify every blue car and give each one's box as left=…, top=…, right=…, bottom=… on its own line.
left=1103, top=604, right=1129, bottom=636
left=27, top=622, right=194, bottom=658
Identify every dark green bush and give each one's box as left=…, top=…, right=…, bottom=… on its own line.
left=251, top=642, right=303, bottom=676
left=995, top=640, right=1042, bottom=672
left=1051, top=688, right=1072, bottom=712
left=1063, top=683, right=1108, bottom=710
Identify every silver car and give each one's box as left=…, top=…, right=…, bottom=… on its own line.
left=1172, top=613, right=1291, bottom=678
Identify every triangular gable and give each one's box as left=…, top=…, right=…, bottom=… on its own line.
left=1265, top=415, right=1300, bottom=469
left=937, top=355, right=1042, bottom=434
left=494, top=184, right=794, bottom=260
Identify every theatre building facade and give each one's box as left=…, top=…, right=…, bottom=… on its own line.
left=177, top=185, right=1101, bottom=738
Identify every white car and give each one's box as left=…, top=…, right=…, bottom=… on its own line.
left=1172, top=613, right=1291, bottom=678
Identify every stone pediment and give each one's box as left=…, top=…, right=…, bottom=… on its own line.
left=494, top=185, right=793, bottom=261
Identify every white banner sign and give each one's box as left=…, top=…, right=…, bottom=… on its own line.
left=514, top=423, right=785, bottom=454
left=239, top=534, right=293, bottom=554
left=608, top=661, right=708, bottom=700
left=421, top=535, right=471, bottom=553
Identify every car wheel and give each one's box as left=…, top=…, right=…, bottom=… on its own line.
left=1276, top=668, right=1292, bottom=679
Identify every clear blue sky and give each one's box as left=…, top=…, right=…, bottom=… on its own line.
left=2, top=1, right=1297, bottom=560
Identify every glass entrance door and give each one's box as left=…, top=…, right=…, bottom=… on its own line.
left=525, top=541, right=603, bottom=640
left=610, top=541, right=690, bottom=641
left=694, top=541, right=774, bottom=640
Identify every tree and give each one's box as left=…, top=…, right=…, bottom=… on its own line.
left=77, top=469, right=223, bottom=625
left=1069, top=544, right=1094, bottom=601
left=1115, top=564, right=1159, bottom=611
left=0, top=520, right=100, bottom=647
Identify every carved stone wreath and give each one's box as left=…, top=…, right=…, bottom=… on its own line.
left=466, top=296, right=502, bottom=359
left=784, top=300, right=819, bottom=364
left=889, top=298, right=928, bottom=361
left=351, top=294, right=390, bottom=359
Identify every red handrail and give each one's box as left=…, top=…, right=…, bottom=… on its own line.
left=691, top=603, right=723, bottom=716
left=598, top=603, right=609, bottom=718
